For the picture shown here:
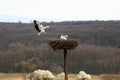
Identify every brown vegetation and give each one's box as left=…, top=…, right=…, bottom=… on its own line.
left=0, top=21, right=120, bottom=74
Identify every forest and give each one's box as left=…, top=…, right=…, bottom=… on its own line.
left=0, top=20, right=120, bottom=74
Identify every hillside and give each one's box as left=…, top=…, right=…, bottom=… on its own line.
left=0, top=21, right=120, bottom=50
left=0, top=21, right=120, bottom=73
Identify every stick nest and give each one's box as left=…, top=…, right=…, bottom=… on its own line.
left=49, top=39, right=79, bottom=50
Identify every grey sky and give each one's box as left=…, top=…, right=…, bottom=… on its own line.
left=0, top=0, right=120, bottom=22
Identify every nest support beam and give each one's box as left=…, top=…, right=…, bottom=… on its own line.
left=49, top=39, right=79, bottom=80
left=64, top=49, right=68, bottom=80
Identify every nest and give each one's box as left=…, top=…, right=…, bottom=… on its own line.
left=49, top=39, right=79, bottom=50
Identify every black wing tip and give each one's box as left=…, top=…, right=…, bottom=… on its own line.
left=33, top=20, right=41, bottom=32
left=33, top=20, right=37, bottom=23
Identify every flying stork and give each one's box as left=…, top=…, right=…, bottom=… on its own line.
left=33, top=20, right=50, bottom=35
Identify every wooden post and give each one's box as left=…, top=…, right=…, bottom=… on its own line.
left=64, top=49, right=68, bottom=80
left=49, top=39, right=79, bottom=80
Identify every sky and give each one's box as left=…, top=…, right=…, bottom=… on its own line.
left=0, top=0, right=120, bottom=22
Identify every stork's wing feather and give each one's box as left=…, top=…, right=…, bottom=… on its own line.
left=38, top=24, right=43, bottom=30
left=34, top=24, right=41, bottom=32
left=34, top=22, right=41, bottom=32
left=44, top=26, right=50, bottom=29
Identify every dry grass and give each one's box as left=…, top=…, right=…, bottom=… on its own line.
left=0, top=78, right=23, bottom=80
left=0, top=73, right=27, bottom=80
left=0, top=73, right=101, bottom=80
left=100, top=74, right=120, bottom=80
left=0, top=77, right=101, bottom=80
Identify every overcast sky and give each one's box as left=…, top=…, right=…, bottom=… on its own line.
left=0, top=0, right=120, bottom=22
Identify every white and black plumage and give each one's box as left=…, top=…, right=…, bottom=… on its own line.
left=60, top=34, right=68, bottom=40
left=33, top=20, right=50, bottom=35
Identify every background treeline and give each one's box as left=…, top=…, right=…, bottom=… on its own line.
left=0, top=21, right=120, bottom=74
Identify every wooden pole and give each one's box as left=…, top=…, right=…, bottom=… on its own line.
left=49, top=39, right=79, bottom=80
left=64, top=49, right=68, bottom=80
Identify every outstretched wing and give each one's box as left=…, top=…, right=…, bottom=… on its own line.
left=44, top=26, right=50, bottom=29
left=33, top=20, right=41, bottom=32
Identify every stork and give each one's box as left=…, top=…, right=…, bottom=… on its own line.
left=33, top=20, right=50, bottom=35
